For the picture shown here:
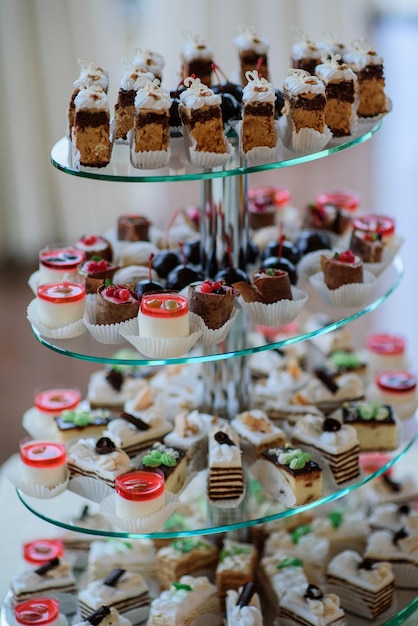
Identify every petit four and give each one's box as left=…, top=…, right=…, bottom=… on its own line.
left=235, top=24, right=270, bottom=84
left=19, top=441, right=67, bottom=489
left=138, top=292, right=189, bottom=338
left=341, top=400, right=400, bottom=451
left=72, top=86, right=112, bottom=168
left=138, top=441, right=188, bottom=494
left=216, top=539, right=258, bottom=604
left=155, top=537, right=219, bottom=590
left=67, top=437, right=133, bottom=487
left=115, top=469, right=165, bottom=519
left=95, top=284, right=140, bottom=326
left=11, top=557, right=77, bottom=603
left=36, top=282, right=85, bottom=329
left=207, top=424, right=245, bottom=502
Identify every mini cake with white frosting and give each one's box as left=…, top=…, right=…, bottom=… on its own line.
left=131, top=78, right=171, bottom=166
left=278, top=583, right=346, bottom=626
left=155, top=537, right=219, bottom=590
left=327, top=549, right=395, bottom=619
left=230, top=409, right=286, bottom=457
left=67, top=436, right=133, bottom=487
left=11, top=557, right=77, bottom=603
left=225, top=583, right=263, bottom=626
left=364, top=527, right=418, bottom=588
left=207, top=424, right=245, bottom=502
left=291, top=29, right=322, bottom=75
left=72, top=86, right=112, bottom=168
left=87, top=538, right=156, bottom=582
left=241, top=71, right=276, bottom=155
left=72, top=606, right=132, bottom=626
left=67, top=59, right=109, bottom=140
left=216, top=539, right=258, bottom=604
left=260, top=552, right=308, bottom=606
left=234, top=24, right=270, bottom=85
left=180, top=33, right=213, bottom=87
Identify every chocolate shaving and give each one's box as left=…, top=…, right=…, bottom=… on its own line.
left=79, top=505, right=90, bottom=520
left=398, top=504, right=410, bottom=516
left=382, top=473, right=401, bottom=492
left=323, top=417, right=341, bottom=432
left=104, top=568, right=125, bottom=587
left=214, top=431, right=235, bottom=446
left=120, top=411, right=150, bottom=431
left=86, top=606, right=111, bottom=626
left=95, top=437, right=116, bottom=455
left=105, top=369, right=124, bottom=392
left=314, top=367, right=339, bottom=394
left=236, top=582, right=257, bottom=607
left=34, top=557, right=60, bottom=576
left=304, top=584, right=324, bottom=600
left=393, top=527, right=408, bottom=546
left=358, top=558, right=374, bottom=571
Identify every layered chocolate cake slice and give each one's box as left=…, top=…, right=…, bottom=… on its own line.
left=344, top=39, right=389, bottom=118
left=234, top=24, right=270, bottom=85
left=207, top=424, right=245, bottom=502
left=241, top=70, right=276, bottom=153
left=72, top=86, right=112, bottom=168
left=233, top=267, right=293, bottom=304
left=132, top=78, right=171, bottom=154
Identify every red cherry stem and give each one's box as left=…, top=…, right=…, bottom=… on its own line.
left=226, top=244, right=232, bottom=268
left=277, top=223, right=285, bottom=258
left=178, top=241, right=186, bottom=267
left=165, top=210, right=179, bottom=249
left=256, top=56, right=264, bottom=77
left=211, top=62, right=229, bottom=87
left=148, top=253, right=154, bottom=282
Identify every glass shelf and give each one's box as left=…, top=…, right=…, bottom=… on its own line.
left=30, top=255, right=404, bottom=366
left=15, top=415, right=417, bottom=540
left=50, top=120, right=381, bottom=183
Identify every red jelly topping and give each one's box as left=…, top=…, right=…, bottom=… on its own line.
left=15, top=599, right=60, bottom=626
left=366, top=333, right=406, bottom=356
left=375, top=371, right=417, bottom=394
left=37, top=282, right=85, bottom=304
left=140, top=293, right=188, bottom=318
left=34, top=388, right=81, bottom=414
left=316, top=190, right=360, bottom=212
left=23, top=539, right=64, bottom=565
left=83, top=258, right=110, bottom=273
left=352, top=214, right=395, bottom=238
left=20, top=442, right=67, bottom=468
left=40, top=247, right=85, bottom=269
left=115, top=469, right=164, bottom=501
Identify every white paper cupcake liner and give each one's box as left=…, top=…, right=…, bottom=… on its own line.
left=27, top=299, right=86, bottom=339
left=279, top=115, right=332, bottom=154
left=119, top=324, right=202, bottom=359
left=67, top=475, right=115, bottom=503
left=7, top=459, right=69, bottom=499
left=238, top=287, right=308, bottom=327
left=250, top=459, right=306, bottom=508
left=189, top=307, right=240, bottom=346
left=236, top=120, right=280, bottom=162
left=309, top=269, right=376, bottom=308
left=99, top=491, right=179, bottom=532
left=182, top=126, right=234, bottom=168
left=83, top=299, right=139, bottom=344
left=385, top=234, right=405, bottom=258
left=130, top=145, right=171, bottom=170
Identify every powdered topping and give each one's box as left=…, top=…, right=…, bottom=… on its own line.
left=181, top=32, right=212, bottom=61
left=74, top=86, right=109, bottom=111
left=242, top=70, right=276, bottom=104
left=328, top=550, right=394, bottom=590
left=284, top=69, right=326, bottom=96
left=315, top=52, right=357, bottom=82
left=119, top=66, right=154, bottom=92
left=134, top=78, right=171, bottom=111
left=74, top=59, right=109, bottom=91
left=234, top=24, right=269, bottom=54
left=180, top=76, right=221, bottom=108
left=132, top=47, right=165, bottom=76
left=344, top=38, right=384, bottom=68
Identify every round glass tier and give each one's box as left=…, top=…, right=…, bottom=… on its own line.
left=30, top=255, right=404, bottom=366
left=15, top=414, right=418, bottom=540
left=51, top=120, right=381, bottom=183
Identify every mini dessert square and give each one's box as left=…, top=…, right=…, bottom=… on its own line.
left=52, top=407, right=113, bottom=444
left=72, top=86, right=112, bottom=168
left=291, top=29, right=322, bottom=75
left=260, top=552, right=308, bottom=606
left=78, top=568, right=150, bottom=621
left=137, top=441, right=188, bottom=494
left=207, top=424, right=245, bottom=502
left=291, top=414, right=361, bottom=485
left=234, top=25, right=270, bottom=85
left=341, top=400, right=399, bottom=451
left=233, top=267, right=292, bottom=304
left=179, top=76, right=229, bottom=155
left=114, top=65, right=154, bottom=142
left=282, top=68, right=327, bottom=133
left=315, top=52, right=359, bottom=137
left=115, top=469, right=165, bottom=519
left=343, top=39, right=389, bottom=118
left=132, top=78, right=171, bottom=154
left=79, top=257, right=119, bottom=295
left=364, top=527, right=418, bottom=588
left=117, top=214, right=151, bottom=242
left=278, top=583, right=346, bottom=626
left=327, top=550, right=395, bottom=619
left=290, top=369, right=365, bottom=413
left=241, top=70, right=276, bottom=154
left=72, top=606, right=132, bottom=626
left=75, top=235, right=113, bottom=262
left=67, top=59, right=109, bottom=140
left=302, top=202, right=352, bottom=236
left=146, top=575, right=219, bottom=626
left=87, top=366, right=148, bottom=411
left=349, top=229, right=384, bottom=263
left=320, top=250, right=363, bottom=290
left=132, top=47, right=165, bottom=82
left=87, top=537, right=156, bottom=582
left=95, top=283, right=140, bottom=326
left=104, top=408, right=171, bottom=458
left=215, top=539, right=258, bottom=603
left=180, top=33, right=213, bottom=87
left=10, top=557, right=77, bottom=603
left=230, top=408, right=286, bottom=456
left=260, top=445, right=323, bottom=505
left=225, top=583, right=263, bottom=626
left=155, top=537, right=219, bottom=590
left=67, top=436, right=133, bottom=487
left=163, top=409, right=215, bottom=459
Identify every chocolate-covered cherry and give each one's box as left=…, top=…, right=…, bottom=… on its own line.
left=166, top=264, right=204, bottom=291
left=215, top=266, right=250, bottom=287
left=295, top=230, right=332, bottom=256
left=274, top=88, right=285, bottom=119
left=152, top=250, right=182, bottom=279
left=134, top=279, right=165, bottom=298
left=261, top=239, right=300, bottom=265
left=183, top=238, right=202, bottom=266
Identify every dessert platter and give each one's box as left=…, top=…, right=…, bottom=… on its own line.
left=5, top=23, right=418, bottom=626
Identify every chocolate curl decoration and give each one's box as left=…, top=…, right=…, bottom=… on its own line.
left=34, top=557, right=60, bottom=576
left=214, top=431, right=235, bottom=446
left=382, top=473, right=401, bottom=492
left=393, top=527, right=409, bottom=546
left=104, top=568, right=125, bottom=587
left=120, top=411, right=150, bottom=431
left=314, top=367, right=339, bottom=394
left=105, top=368, right=123, bottom=392
left=323, top=417, right=341, bottom=432
left=178, top=241, right=186, bottom=266
left=86, top=606, right=111, bottom=626
left=236, top=582, right=257, bottom=607
left=304, top=584, right=324, bottom=600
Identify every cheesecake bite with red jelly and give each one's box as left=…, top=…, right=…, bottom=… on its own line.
left=19, top=440, right=68, bottom=489
left=138, top=293, right=189, bottom=338
left=36, top=282, right=86, bottom=329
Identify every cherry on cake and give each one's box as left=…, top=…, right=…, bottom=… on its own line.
left=75, top=235, right=113, bottom=262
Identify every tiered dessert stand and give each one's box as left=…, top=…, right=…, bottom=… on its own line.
left=8, top=119, right=418, bottom=625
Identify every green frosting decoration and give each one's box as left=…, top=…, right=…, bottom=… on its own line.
left=171, top=538, right=209, bottom=554
left=277, top=556, right=304, bottom=570
left=328, top=510, right=344, bottom=529
left=291, top=525, right=313, bottom=544
left=219, top=544, right=251, bottom=562
left=172, top=582, right=192, bottom=592
left=278, top=448, right=312, bottom=470
left=357, top=402, right=390, bottom=421
left=106, top=538, right=133, bottom=550
left=142, top=448, right=177, bottom=468
left=330, top=350, right=361, bottom=369
left=61, top=409, right=93, bottom=427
